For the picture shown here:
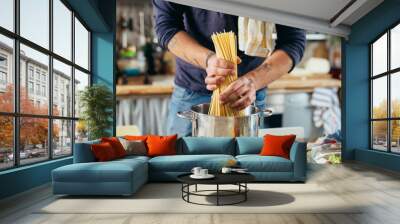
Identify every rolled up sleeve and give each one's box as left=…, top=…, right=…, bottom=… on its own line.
left=275, top=25, right=306, bottom=72
left=152, top=0, right=185, bottom=49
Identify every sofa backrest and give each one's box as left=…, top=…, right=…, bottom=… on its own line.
left=73, top=139, right=100, bottom=163
left=177, top=137, right=236, bottom=155
left=236, top=137, right=263, bottom=155
left=75, top=136, right=304, bottom=160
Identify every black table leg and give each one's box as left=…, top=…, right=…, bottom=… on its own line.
left=245, top=183, right=247, bottom=201
left=180, top=182, right=250, bottom=206
left=216, top=184, right=219, bottom=206
left=187, top=184, right=190, bottom=202
left=181, top=184, right=183, bottom=199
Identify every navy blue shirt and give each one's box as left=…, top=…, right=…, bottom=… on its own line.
left=153, top=0, right=306, bottom=94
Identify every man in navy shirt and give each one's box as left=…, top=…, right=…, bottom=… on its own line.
left=153, top=0, right=306, bottom=136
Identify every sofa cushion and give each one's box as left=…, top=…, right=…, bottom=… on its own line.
left=236, top=137, right=263, bottom=155
left=124, top=135, right=148, bottom=141
left=236, top=155, right=293, bottom=172
left=73, top=139, right=100, bottom=163
left=91, top=142, right=118, bottom=161
left=115, top=155, right=150, bottom=163
left=119, top=138, right=147, bottom=156
left=147, top=134, right=178, bottom=157
left=101, top=137, right=127, bottom=158
left=149, top=154, right=235, bottom=172
left=53, top=158, right=147, bottom=183
left=260, top=134, right=296, bottom=159
left=179, top=137, right=235, bottom=155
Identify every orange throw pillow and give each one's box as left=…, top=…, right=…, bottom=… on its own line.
left=91, top=142, right=117, bottom=162
left=124, top=135, right=148, bottom=141
left=101, top=137, right=126, bottom=158
left=260, top=134, right=296, bottom=159
left=146, top=134, right=177, bottom=157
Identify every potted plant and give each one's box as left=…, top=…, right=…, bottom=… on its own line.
left=79, top=84, right=113, bottom=140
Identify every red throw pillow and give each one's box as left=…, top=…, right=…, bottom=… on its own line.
left=91, top=142, right=117, bottom=162
left=260, top=134, right=296, bottom=159
left=101, top=137, right=126, bottom=158
left=146, top=134, right=177, bottom=157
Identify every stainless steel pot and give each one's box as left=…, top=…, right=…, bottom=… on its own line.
left=177, top=103, right=272, bottom=137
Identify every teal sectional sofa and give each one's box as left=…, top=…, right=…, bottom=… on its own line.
left=52, top=137, right=307, bottom=196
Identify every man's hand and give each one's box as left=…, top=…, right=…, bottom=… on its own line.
left=204, top=54, right=235, bottom=91
left=219, top=76, right=256, bottom=110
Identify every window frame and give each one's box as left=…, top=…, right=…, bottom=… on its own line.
left=0, top=0, right=92, bottom=171
left=370, top=20, right=400, bottom=154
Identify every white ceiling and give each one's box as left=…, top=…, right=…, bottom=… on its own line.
left=225, top=0, right=352, bottom=21
left=167, top=0, right=384, bottom=37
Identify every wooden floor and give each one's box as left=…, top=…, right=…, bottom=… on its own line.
left=1, top=162, right=400, bottom=224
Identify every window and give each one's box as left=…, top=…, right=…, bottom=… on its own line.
left=28, top=81, right=34, bottom=94
left=75, top=18, right=90, bottom=70
left=0, top=53, right=8, bottom=89
left=35, top=70, right=40, bottom=81
left=0, top=71, right=6, bottom=85
left=371, top=23, right=400, bottom=154
left=0, top=116, right=13, bottom=170
left=0, top=0, right=91, bottom=170
left=20, top=46, right=49, bottom=115
left=54, top=89, right=58, bottom=104
left=42, top=85, right=46, bottom=97
left=53, top=59, right=72, bottom=117
left=53, top=119, right=72, bottom=158
left=391, top=23, right=400, bottom=69
left=0, top=54, right=7, bottom=67
left=0, top=0, right=14, bottom=32
left=28, top=67, right=34, bottom=80
left=19, top=117, right=49, bottom=165
left=53, top=0, right=72, bottom=60
left=0, top=54, right=7, bottom=88
left=20, top=0, right=49, bottom=49
left=35, top=84, right=40, bottom=95
left=0, top=35, right=13, bottom=113
left=74, top=69, right=89, bottom=142
left=74, top=69, right=89, bottom=118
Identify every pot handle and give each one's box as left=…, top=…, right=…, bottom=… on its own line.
left=260, top=108, right=273, bottom=117
left=177, top=110, right=194, bottom=120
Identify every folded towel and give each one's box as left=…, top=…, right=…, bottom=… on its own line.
left=310, top=88, right=341, bottom=135
left=238, top=17, right=275, bottom=57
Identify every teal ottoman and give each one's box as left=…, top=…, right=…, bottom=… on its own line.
left=52, top=156, right=148, bottom=196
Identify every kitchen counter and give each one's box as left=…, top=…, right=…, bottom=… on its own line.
left=116, top=74, right=341, bottom=96
left=116, top=74, right=341, bottom=136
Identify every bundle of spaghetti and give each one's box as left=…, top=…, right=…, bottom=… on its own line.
left=208, top=31, right=245, bottom=117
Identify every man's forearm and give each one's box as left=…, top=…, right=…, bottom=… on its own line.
left=168, top=31, right=213, bottom=69
left=245, top=50, right=293, bottom=90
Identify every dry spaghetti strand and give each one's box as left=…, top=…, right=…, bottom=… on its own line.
left=209, top=31, right=244, bottom=117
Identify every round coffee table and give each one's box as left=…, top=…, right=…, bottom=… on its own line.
left=177, top=173, right=255, bottom=206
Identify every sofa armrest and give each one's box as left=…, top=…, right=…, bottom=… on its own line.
left=73, top=140, right=99, bottom=163
left=289, top=141, right=307, bottom=181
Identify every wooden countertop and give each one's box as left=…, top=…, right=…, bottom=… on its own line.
left=116, top=74, right=341, bottom=96
left=117, top=85, right=174, bottom=96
